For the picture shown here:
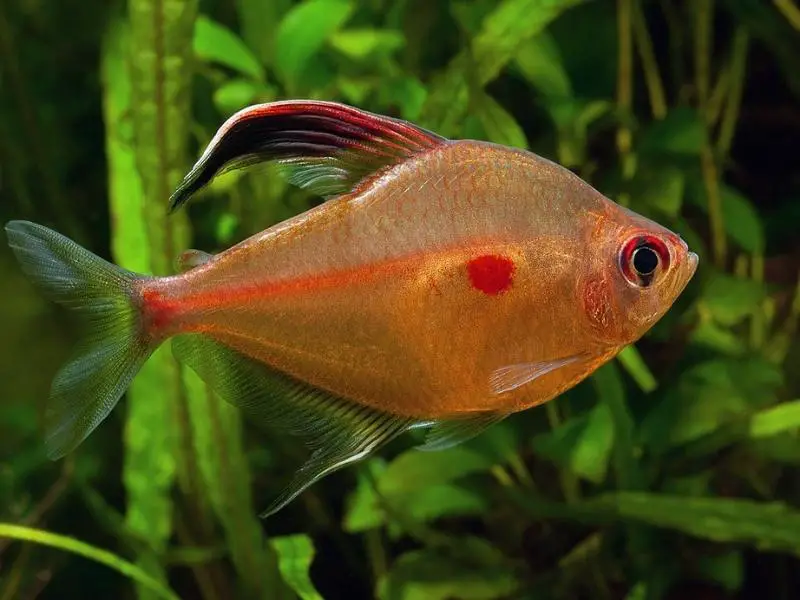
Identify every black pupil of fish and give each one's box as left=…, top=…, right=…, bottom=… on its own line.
left=632, top=246, right=659, bottom=276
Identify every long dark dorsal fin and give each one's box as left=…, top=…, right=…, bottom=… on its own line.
left=168, top=100, right=447, bottom=212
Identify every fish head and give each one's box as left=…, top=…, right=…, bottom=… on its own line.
left=580, top=202, right=698, bottom=347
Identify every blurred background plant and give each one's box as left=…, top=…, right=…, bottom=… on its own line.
left=1, top=0, right=799, bottom=598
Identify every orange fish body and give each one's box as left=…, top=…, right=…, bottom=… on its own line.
left=6, top=101, right=698, bottom=516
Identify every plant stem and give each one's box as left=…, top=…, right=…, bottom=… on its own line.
left=693, top=0, right=727, bottom=267
left=717, top=28, right=750, bottom=158
left=774, top=0, right=800, bottom=30
left=632, top=0, right=666, bottom=119
left=545, top=402, right=581, bottom=503
left=616, top=0, right=635, bottom=206
left=693, top=0, right=713, bottom=112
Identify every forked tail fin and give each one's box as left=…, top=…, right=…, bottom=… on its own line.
left=5, top=220, right=156, bottom=459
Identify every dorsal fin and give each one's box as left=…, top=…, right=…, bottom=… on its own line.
left=168, top=100, right=447, bottom=212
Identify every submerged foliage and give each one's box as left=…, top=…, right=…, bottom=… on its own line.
left=1, top=0, right=800, bottom=598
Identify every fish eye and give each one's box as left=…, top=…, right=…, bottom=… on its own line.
left=632, top=246, right=659, bottom=276
left=620, top=235, right=670, bottom=288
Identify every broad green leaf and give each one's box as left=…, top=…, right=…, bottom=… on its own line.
left=719, top=184, right=765, bottom=253
left=469, top=0, right=584, bottom=87
left=474, top=93, right=528, bottom=148
left=689, top=320, right=747, bottom=356
left=421, top=0, right=583, bottom=132
left=749, top=433, right=800, bottom=466
left=345, top=481, right=488, bottom=533
left=617, top=346, right=657, bottom=393
left=215, top=212, right=239, bottom=243
left=701, top=272, right=765, bottom=326
left=377, top=546, right=519, bottom=600
left=212, top=79, right=259, bottom=114
left=379, top=446, right=493, bottom=497
left=638, top=108, right=707, bottom=156
left=0, top=524, right=179, bottom=600
left=631, top=166, right=685, bottom=218
left=270, top=535, right=323, bottom=600
left=696, top=551, right=744, bottom=593
left=377, top=77, right=428, bottom=121
left=345, top=444, right=498, bottom=531
left=235, top=0, right=292, bottom=66
left=640, top=359, right=781, bottom=452
left=329, top=29, right=405, bottom=61
left=531, top=403, right=614, bottom=484
left=515, top=32, right=572, bottom=99
left=588, top=492, right=800, bottom=557
left=748, top=400, right=800, bottom=438
left=274, top=0, right=354, bottom=87
left=337, top=76, right=374, bottom=105
left=194, top=15, right=264, bottom=80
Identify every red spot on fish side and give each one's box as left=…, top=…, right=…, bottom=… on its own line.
left=467, top=255, right=515, bottom=295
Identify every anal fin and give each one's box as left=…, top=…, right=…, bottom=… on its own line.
left=415, top=412, right=507, bottom=452
left=172, top=334, right=416, bottom=517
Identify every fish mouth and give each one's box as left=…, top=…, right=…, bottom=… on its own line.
left=687, top=251, right=699, bottom=277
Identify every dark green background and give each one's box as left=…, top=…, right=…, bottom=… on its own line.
left=1, top=1, right=799, bottom=599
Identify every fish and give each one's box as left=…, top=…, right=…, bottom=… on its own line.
left=5, top=100, right=698, bottom=517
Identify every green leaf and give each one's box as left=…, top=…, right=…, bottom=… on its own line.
left=701, top=272, right=765, bottom=326
left=345, top=444, right=498, bottom=531
left=212, top=79, right=259, bottom=115
left=640, top=359, right=781, bottom=452
left=329, top=29, right=405, bottom=61
left=638, top=108, right=707, bottom=156
left=617, top=346, right=657, bottom=393
left=748, top=400, right=800, bottom=439
left=532, top=403, right=614, bottom=484
left=473, top=93, right=528, bottom=148
left=696, top=550, right=744, bottom=593
left=689, top=320, right=747, bottom=356
left=587, top=492, right=800, bottom=557
left=515, top=32, right=572, bottom=99
left=593, top=362, right=640, bottom=488
left=0, top=524, right=179, bottom=600
left=377, top=546, right=519, bottom=600
left=421, top=0, right=583, bottom=133
left=194, top=15, right=264, bottom=80
left=379, top=446, right=494, bottom=497
left=719, top=184, right=765, bottom=253
left=274, top=0, right=354, bottom=88
left=631, top=166, right=685, bottom=218
left=547, top=98, right=611, bottom=166
left=378, top=77, right=428, bottom=121
left=337, top=76, right=374, bottom=105
left=235, top=0, right=292, bottom=66
left=270, top=535, right=323, bottom=600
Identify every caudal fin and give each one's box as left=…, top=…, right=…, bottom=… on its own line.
left=5, top=220, right=155, bottom=459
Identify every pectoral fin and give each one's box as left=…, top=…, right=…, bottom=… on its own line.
left=175, top=249, right=214, bottom=272
left=489, top=354, right=587, bottom=395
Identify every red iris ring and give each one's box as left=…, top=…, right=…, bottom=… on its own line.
left=620, top=234, right=670, bottom=287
